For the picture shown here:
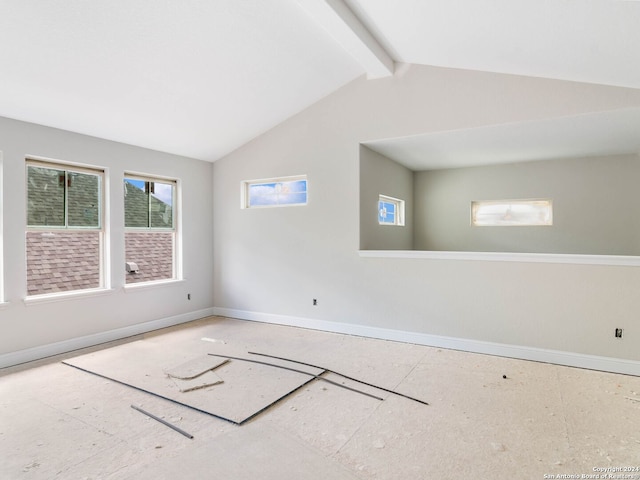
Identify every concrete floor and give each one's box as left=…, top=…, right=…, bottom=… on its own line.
left=2, top=316, right=640, bottom=479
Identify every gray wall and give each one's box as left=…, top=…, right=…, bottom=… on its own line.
left=359, top=145, right=413, bottom=250
left=414, top=154, right=640, bottom=254
left=213, top=63, right=640, bottom=363
left=0, top=116, right=214, bottom=357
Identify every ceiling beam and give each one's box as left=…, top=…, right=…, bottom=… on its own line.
left=296, top=0, right=394, bottom=79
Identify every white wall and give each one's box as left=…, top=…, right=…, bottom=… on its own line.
left=413, top=153, right=640, bottom=254
left=213, top=64, right=640, bottom=369
left=359, top=146, right=413, bottom=250
left=0, top=117, right=214, bottom=364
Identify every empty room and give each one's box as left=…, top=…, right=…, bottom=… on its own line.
left=2, top=1, right=640, bottom=479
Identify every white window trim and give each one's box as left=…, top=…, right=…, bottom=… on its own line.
left=27, top=157, right=106, bottom=176
left=378, top=194, right=405, bottom=226
left=123, top=278, right=186, bottom=292
left=23, top=287, right=116, bottom=305
left=25, top=156, right=110, bottom=296
left=241, top=174, right=308, bottom=209
left=124, top=172, right=182, bottom=283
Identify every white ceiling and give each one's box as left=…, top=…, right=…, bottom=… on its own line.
left=364, top=108, right=640, bottom=171
left=347, top=0, right=640, bottom=90
left=0, top=1, right=363, bottom=160
left=0, top=0, right=639, bottom=162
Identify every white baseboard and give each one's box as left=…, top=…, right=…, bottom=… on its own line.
left=0, top=308, right=215, bottom=369
left=213, top=307, right=640, bottom=377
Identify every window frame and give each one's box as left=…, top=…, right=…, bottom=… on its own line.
left=123, top=172, right=181, bottom=285
left=378, top=194, right=405, bottom=226
left=471, top=198, right=553, bottom=227
left=241, top=175, right=308, bottom=209
left=25, top=157, right=108, bottom=297
left=124, top=174, right=176, bottom=230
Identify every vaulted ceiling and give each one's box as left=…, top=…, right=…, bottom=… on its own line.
left=1, top=0, right=638, bottom=163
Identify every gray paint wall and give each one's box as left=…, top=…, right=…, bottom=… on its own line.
left=0, top=116, right=214, bottom=356
left=414, top=154, right=640, bottom=254
left=213, top=64, right=640, bottom=363
left=359, top=145, right=413, bottom=250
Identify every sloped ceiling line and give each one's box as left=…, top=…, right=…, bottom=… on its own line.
left=1, top=1, right=639, bottom=162
left=295, top=0, right=395, bottom=78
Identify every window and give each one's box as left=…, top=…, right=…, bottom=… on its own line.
left=124, top=175, right=178, bottom=284
left=472, top=199, right=553, bottom=226
left=242, top=175, right=308, bottom=208
left=26, top=159, right=105, bottom=296
left=378, top=195, right=405, bottom=226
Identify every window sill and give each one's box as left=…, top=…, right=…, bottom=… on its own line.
left=358, top=250, right=640, bottom=266
left=24, top=288, right=116, bottom=306
left=123, top=279, right=185, bottom=292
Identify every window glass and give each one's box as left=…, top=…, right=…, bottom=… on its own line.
left=26, top=231, right=101, bottom=295
left=26, top=160, right=105, bottom=296
left=124, top=175, right=178, bottom=284
left=150, top=181, right=174, bottom=228
left=125, top=178, right=174, bottom=228
left=472, top=199, right=552, bottom=226
left=378, top=199, right=397, bottom=225
left=124, top=179, right=150, bottom=228
left=244, top=176, right=307, bottom=208
left=378, top=194, right=405, bottom=226
left=67, top=172, right=101, bottom=227
left=27, top=166, right=65, bottom=227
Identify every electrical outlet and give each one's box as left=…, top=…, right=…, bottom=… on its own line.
left=312, top=298, right=318, bottom=306
left=615, top=328, right=623, bottom=338
left=187, top=293, right=191, bottom=300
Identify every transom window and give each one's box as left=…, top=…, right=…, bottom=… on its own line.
left=378, top=194, right=405, bottom=226
left=26, top=159, right=105, bottom=296
left=124, top=175, right=178, bottom=284
left=242, top=175, right=308, bottom=208
left=472, top=199, right=553, bottom=226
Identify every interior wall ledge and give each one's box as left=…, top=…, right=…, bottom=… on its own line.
left=358, top=250, right=640, bottom=266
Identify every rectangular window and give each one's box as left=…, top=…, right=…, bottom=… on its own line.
left=26, top=159, right=105, bottom=296
left=471, top=199, right=553, bottom=226
left=378, top=194, right=405, bottom=226
left=242, top=175, right=308, bottom=208
left=124, top=175, right=178, bottom=284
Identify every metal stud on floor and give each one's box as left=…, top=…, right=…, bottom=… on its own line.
left=248, top=351, right=430, bottom=406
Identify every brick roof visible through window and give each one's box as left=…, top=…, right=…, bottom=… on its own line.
left=125, top=232, right=174, bottom=283
left=26, top=231, right=101, bottom=295
left=124, top=178, right=175, bottom=283
left=26, top=167, right=176, bottom=295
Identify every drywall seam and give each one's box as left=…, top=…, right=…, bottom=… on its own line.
left=0, top=308, right=215, bottom=369
left=213, top=307, right=640, bottom=377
